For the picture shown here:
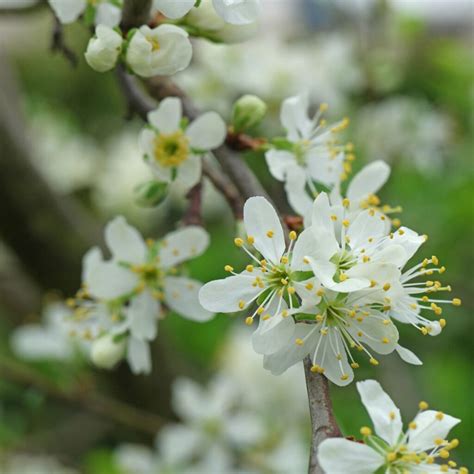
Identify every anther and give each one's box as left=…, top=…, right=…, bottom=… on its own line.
left=234, top=238, right=244, bottom=247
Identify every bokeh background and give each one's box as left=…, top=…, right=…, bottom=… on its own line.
left=0, top=0, right=472, bottom=472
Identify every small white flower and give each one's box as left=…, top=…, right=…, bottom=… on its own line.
left=48, top=0, right=122, bottom=27
left=199, top=196, right=322, bottom=356
left=152, top=0, right=196, bottom=19
left=212, top=0, right=260, bottom=25
left=85, top=24, right=123, bottom=73
left=265, top=94, right=350, bottom=211
left=71, top=216, right=213, bottom=374
left=140, top=97, right=226, bottom=192
left=318, top=379, right=465, bottom=474
left=126, top=25, right=192, bottom=77
left=90, top=333, right=126, bottom=369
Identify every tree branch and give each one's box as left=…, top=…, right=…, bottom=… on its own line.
left=304, top=357, right=342, bottom=474
left=51, top=17, right=77, bottom=67
left=0, top=355, right=163, bottom=435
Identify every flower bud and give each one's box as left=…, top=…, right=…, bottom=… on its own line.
left=133, top=180, right=169, bottom=207
left=85, top=25, right=123, bottom=73
left=231, top=95, right=267, bottom=132
left=91, top=334, right=126, bottom=369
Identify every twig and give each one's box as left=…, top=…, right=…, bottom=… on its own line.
left=51, top=17, right=77, bottom=67
left=0, top=355, right=163, bottom=435
left=182, top=182, right=203, bottom=226
left=304, top=357, right=342, bottom=474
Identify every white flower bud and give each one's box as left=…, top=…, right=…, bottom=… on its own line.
left=126, top=25, right=192, bottom=77
left=232, top=94, right=267, bottom=132
left=85, top=25, right=123, bottom=73
left=133, top=180, right=169, bottom=207
left=91, top=334, right=126, bottom=369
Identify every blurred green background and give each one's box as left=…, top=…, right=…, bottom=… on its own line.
left=0, top=0, right=472, bottom=472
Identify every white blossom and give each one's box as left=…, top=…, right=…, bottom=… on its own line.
left=48, top=0, right=122, bottom=26
left=125, top=25, right=192, bottom=77
left=140, top=97, right=226, bottom=193
left=69, top=216, right=214, bottom=374
left=85, top=24, right=123, bottom=73
left=318, top=380, right=466, bottom=474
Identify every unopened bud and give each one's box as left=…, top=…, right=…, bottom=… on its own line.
left=134, top=180, right=169, bottom=207
left=232, top=95, right=267, bottom=133
left=91, top=334, right=126, bottom=369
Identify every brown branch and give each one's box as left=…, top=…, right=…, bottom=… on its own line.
left=304, top=357, right=342, bottom=474
left=182, top=182, right=203, bottom=226
left=0, top=355, right=163, bottom=435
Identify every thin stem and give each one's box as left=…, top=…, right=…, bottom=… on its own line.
left=0, top=355, right=163, bottom=435
left=304, top=357, right=342, bottom=474
left=183, top=182, right=203, bottom=226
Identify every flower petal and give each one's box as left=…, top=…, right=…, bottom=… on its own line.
left=284, top=165, right=313, bottom=221
left=82, top=246, right=103, bottom=283
left=153, top=0, right=195, bottom=19
left=291, top=228, right=318, bottom=271
left=395, top=344, right=423, bottom=365
left=174, top=155, right=201, bottom=192
left=252, top=312, right=294, bottom=355
left=127, top=290, right=159, bottom=341
left=318, top=438, right=384, bottom=474
left=48, top=0, right=86, bottom=24
left=347, top=210, right=386, bottom=250
left=186, top=111, right=226, bottom=150
left=244, top=196, right=285, bottom=264
left=311, top=192, right=335, bottom=235
left=386, top=227, right=425, bottom=267
left=86, top=261, right=138, bottom=300
left=356, top=379, right=403, bottom=446
left=147, top=97, right=182, bottom=134
left=127, top=337, right=152, bottom=374
left=105, top=216, right=147, bottom=263
left=347, top=160, right=391, bottom=203
left=280, top=94, right=312, bottom=141
left=159, top=226, right=209, bottom=268
left=164, top=276, right=214, bottom=322
left=199, top=272, right=262, bottom=313
left=212, top=0, right=260, bottom=25
left=408, top=410, right=460, bottom=452
left=265, top=149, right=295, bottom=181
left=307, top=150, right=344, bottom=187
left=95, top=2, right=122, bottom=27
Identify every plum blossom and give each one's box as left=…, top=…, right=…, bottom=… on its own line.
left=139, top=97, right=226, bottom=193
left=85, top=24, right=123, bottom=73
left=199, top=196, right=323, bottom=357
left=126, top=25, right=193, bottom=77
left=318, top=380, right=466, bottom=474
left=48, top=0, right=122, bottom=27
left=69, top=216, right=214, bottom=374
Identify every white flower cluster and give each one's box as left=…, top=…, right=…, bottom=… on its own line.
left=67, top=216, right=214, bottom=374
left=47, top=0, right=261, bottom=77
left=200, top=95, right=461, bottom=386
left=318, top=380, right=467, bottom=474
left=115, top=327, right=309, bottom=474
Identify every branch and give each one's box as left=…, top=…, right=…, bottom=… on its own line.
left=0, top=355, right=163, bottom=435
left=51, top=17, right=77, bottom=67
left=304, top=357, right=342, bottom=474
left=122, top=0, right=152, bottom=31
left=182, top=182, right=203, bottom=226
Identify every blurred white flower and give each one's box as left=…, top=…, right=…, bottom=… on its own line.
left=126, top=25, right=193, bottom=77
left=1, top=454, right=78, bottom=474
left=356, top=97, right=453, bottom=173
left=85, top=24, right=123, bottom=73
left=47, top=0, right=122, bottom=27
left=10, top=302, right=85, bottom=361
left=318, top=380, right=465, bottom=474
left=140, top=97, right=226, bottom=193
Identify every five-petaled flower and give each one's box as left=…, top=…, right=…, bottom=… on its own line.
left=140, top=97, right=227, bottom=193
left=318, top=380, right=466, bottom=474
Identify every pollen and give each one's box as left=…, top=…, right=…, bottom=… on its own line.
left=287, top=287, right=296, bottom=295
left=153, top=130, right=189, bottom=167
left=330, top=214, right=338, bottom=221
left=342, top=219, right=350, bottom=228
left=225, top=265, right=234, bottom=272
left=419, top=401, right=429, bottom=410
left=383, top=283, right=391, bottom=292
left=339, top=273, right=348, bottom=282
left=295, top=338, right=304, bottom=346
left=238, top=300, right=246, bottom=309
left=360, top=426, right=372, bottom=436
left=246, top=265, right=254, bottom=272
left=351, top=362, right=360, bottom=369
left=387, top=452, right=397, bottom=462
left=266, top=230, right=274, bottom=238
left=382, top=337, right=390, bottom=344
left=305, top=282, right=314, bottom=290
left=409, top=422, right=417, bottom=430
left=234, top=238, right=244, bottom=247
left=245, top=317, right=254, bottom=326
left=315, top=314, right=324, bottom=322
left=436, top=412, right=445, bottom=421
left=369, top=358, right=379, bottom=366
left=289, top=230, right=297, bottom=240
left=340, top=374, right=349, bottom=381
left=342, top=198, right=350, bottom=208
left=452, top=298, right=462, bottom=306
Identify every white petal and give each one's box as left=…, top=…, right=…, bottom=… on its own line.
left=159, top=226, right=209, bottom=268
left=356, top=379, right=403, bottom=446
left=212, top=0, right=260, bottom=25
left=147, top=97, right=182, bottom=134
left=86, top=261, right=138, bottom=300
left=252, top=312, right=294, bottom=355
left=395, top=344, right=423, bottom=365
left=263, top=324, right=314, bottom=375
left=291, top=228, right=319, bottom=271
left=284, top=165, right=313, bottom=220
left=198, top=273, right=262, bottom=313
left=127, top=290, right=159, bottom=340
left=225, top=413, right=265, bottom=446
left=307, top=150, right=344, bottom=187
left=387, top=227, right=425, bottom=267
left=105, top=216, right=147, bottom=263
left=48, top=0, right=86, bottom=24
left=164, top=276, right=214, bottom=321
left=370, top=245, right=407, bottom=267
left=174, top=155, right=201, bottom=192
left=153, top=0, right=195, bottom=19
left=408, top=410, right=460, bottom=452
left=82, top=246, right=103, bottom=283
left=171, top=377, right=208, bottom=421
left=294, top=277, right=322, bottom=306
left=318, top=438, right=384, bottom=474
left=186, top=112, right=226, bottom=150
left=95, top=2, right=122, bottom=27
left=243, top=196, right=285, bottom=264
left=158, top=424, right=201, bottom=464
left=311, top=192, right=335, bottom=235
left=347, top=160, right=391, bottom=203
left=280, top=93, right=312, bottom=141
left=347, top=210, right=386, bottom=250
left=127, top=337, right=152, bottom=374
left=265, top=149, right=296, bottom=181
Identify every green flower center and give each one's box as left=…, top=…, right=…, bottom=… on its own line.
left=153, top=131, right=189, bottom=168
